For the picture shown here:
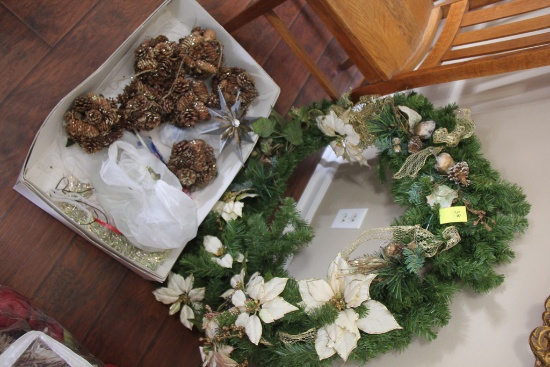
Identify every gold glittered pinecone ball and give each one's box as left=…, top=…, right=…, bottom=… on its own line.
left=176, top=27, right=222, bottom=80
left=161, top=77, right=211, bottom=127
left=448, top=161, right=471, bottom=186
left=167, top=139, right=217, bottom=191
left=208, top=66, right=259, bottom=110
left=64, top=93, right=123, bottom=154
left=118, top=79, right=163, bottom=131
left=134, top=35, right=177, bottom=87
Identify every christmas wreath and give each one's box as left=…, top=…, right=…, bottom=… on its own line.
left=153, top=92, right=530, bottom=367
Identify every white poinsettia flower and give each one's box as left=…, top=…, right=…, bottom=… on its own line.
left=213, top=254, right=233, bottom=268
left=221, top=269, right=246, bottom=299
left=153, top=273, right=205, bottom=330
left=204, top=235, right=224, bottom=255
left=203, top=235, right=233, bottom=269
left=317, top=110, right=368, bottom=166
left=231, top=273, right=298, bottom=345
left=213, top=189, right=258, bottom=222
left=316, top=309, right=360, bottom=361
left=200, top=344, right=238, bottom=367
left=317, top=110, right=342, bottom=137
left=236, top=253, right=246, bottom=263
left=213, top=200, right=244, bottom=222
left=299, top=254, right=401, bottom=361
left=202, top=316, right=220, bottom=339
left=330, top=140, right=369, bottom=166
left=299, top=254, right=375, bottom=312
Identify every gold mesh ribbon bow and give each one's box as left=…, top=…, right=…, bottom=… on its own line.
left=432, top=108, right=475, bottom=147
left=342, top=225, right=461, bottom=260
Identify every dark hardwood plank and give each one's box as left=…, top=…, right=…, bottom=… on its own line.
left=0, top=4, right=50, bottom=103
left=0, top=200, right=73, bottom=295
left=292, top=38, right=362, bottom=108
left=264, top=1, right=335, bottom=113
left=30, top=236, right=128, bottom=340
left=198, top=0, right=253, bottom=25
left=2, top=0, right=99, bottom=47
left=139, top=319, right=203, bottom=367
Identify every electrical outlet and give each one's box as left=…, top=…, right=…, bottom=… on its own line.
left=331, top=208, right=368, bottom=229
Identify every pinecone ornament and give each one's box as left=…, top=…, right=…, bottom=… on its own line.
left=167, top=139, right=217, bottom=191
left=118, top=79, right=162, bottom=131
left=162, top=78, right=211, bottom=127
left=64, top=93, right=123, bottom=153
left=448, top=161, right=470, bottom=186
left=208, top=67, right=259, bottom=110
left=134, top=35, right=177, bottom=88
left=176, top=27, right=222, bottom=80
left=408, top=135, right=423, bottom=154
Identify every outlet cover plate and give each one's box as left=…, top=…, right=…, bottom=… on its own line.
left=331, top=208, right=368, bottom=229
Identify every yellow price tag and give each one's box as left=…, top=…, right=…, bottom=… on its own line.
left=439, top=206, right=468, bottom=224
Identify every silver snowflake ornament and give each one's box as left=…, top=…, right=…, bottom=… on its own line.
left=202, top=87, right=257, bottom=163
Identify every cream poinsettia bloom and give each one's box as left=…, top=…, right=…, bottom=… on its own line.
left=316, top=110, right=369, bottom=166
left=200, top=345, right=239, bottom=367
left=221, top=269, right=246, bottom=299
left=203, top=235, right=233, bottom=268
left=213, top=189, right=258, bottom=222
left=232, top=273, right=298, bottom=345
left=298, top=254, right=401, bottom=361
left=153, top=272, right=205, bottom=330
left=213, top=200, right=244, bottom=222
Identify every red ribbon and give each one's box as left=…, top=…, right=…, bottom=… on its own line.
left=94, top=218, right=122, bottom=235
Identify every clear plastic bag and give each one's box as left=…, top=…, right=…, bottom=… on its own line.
left=91, top=140, right=198, bottom=252
left=0, top=331, right=94, bottom=366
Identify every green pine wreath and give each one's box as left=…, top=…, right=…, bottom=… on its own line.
left=153, top=92, right=530, bottom=367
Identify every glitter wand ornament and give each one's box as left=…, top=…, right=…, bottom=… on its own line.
left=202, top=87, right=257, bottom=163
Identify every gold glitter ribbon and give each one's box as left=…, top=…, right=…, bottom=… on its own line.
left=393, top=146, right=443, bottom=179
left=342, top=225, right=461, bottom=260
left=278, top=328, right=317, bottom=345
left=432, top=108, right=475, bottom=147
left=51, top=176, right=169, bottom=270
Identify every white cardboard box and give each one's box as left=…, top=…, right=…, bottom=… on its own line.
left=14, top=0, right=280, bottom=282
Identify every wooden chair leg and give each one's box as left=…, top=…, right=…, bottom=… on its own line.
left=263, top=10, right=340, bottom=100
left=224, top=0, right=288, bottom=32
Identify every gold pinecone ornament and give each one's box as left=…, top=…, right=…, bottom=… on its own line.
left=134, top=35, right=178, bottom=88
left=208, top=67, right=259, bottom=110
left=118, top=79, right=162, bottom=131
left=176, top=27, right=222, bottom=80
left=448, top=161, right=471, bottom=186
left=64, top=93, right=123, bottom=153
left=408, top=136, right=423, bottom=154
left=162, top=77, right=211, bottom=127
left=167, top=139, right=217, bottom=191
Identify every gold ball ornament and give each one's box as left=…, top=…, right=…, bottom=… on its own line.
left=434, top=152, right=455, bottom=173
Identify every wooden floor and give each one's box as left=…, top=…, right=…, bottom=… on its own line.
left=0, top=0, right=360, bottom=366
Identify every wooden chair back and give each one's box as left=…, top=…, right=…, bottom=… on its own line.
left=225, top=0, right=550, bottom=100
left=307, top=0, right=435, bottom=83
